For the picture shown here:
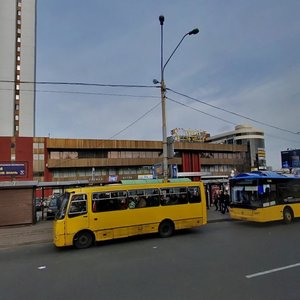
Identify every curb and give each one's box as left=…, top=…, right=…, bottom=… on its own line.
left=0, top=239, right=52, bottom=250
left=0, top=217, right=233, bottom=249
left=208, top=218, right=232, bottom=223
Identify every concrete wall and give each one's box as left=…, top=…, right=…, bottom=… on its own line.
left=0, top=188, right=34, bottom=226
left=0, top=0, right=16, bottom=136
left=0, top=0, right=36, bottom=137
left=19, top=0, right=36, bottom=137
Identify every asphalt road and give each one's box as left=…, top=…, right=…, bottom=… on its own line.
left=1, top=220, right=300, bottom=300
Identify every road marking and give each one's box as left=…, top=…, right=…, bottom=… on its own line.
left=246, top=263, right=300, bottom=279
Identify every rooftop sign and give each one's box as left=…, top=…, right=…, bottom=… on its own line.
left=171, top=128, right=209, bottom=142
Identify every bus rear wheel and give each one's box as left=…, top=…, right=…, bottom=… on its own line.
left=283, top=207, right=293, bottom=224
left=158, top=220, right=174, bottom=238
left=74, top=231, right=93, bottom=249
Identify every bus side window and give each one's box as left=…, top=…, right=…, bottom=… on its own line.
left=92, top=191, right=127, bottom=212
left=160, top=187, right=189, bottom=206
left=119, top=198, right=128, bottom=210
left=128, top=197, right=136, bottom=209
left=144, top=189, right=160, bottom=207
left=188, top=187, right=201, bottom=203
left=69, top=194, right=87, bottom=216
left=160, top=189, right=169, bottom=206
left=127, top=189, right=160, bottom=209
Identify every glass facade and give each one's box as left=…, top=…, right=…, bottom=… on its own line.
left=52, top=166, right=153, bottom=179
left=49, top=150, right=161, bottom=160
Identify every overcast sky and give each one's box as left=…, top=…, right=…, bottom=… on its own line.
left=35, top=0, right=300, bottom=170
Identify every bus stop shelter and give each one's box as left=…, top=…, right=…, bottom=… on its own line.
left=0, top=180, right=91, bottom=227
left=0, top=181, right=37, bottom=226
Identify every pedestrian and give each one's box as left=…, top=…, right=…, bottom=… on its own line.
left=222, top=191, right=230, bottom=214
left=214, top=191, right=219, bottom=211
left=219, top=190, right=224, bottom=212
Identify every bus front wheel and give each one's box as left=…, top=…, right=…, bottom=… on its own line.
left=158, top=220, right=174, bottom=238
left=74, top=231, right=94, bottom=249
left=283, top=207, right=293, bottom=224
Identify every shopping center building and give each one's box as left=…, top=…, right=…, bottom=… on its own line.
left=0, top=135, right=249, bottom=185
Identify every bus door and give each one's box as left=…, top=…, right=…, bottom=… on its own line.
left=65, top=194, right=89, bottom=238
left=90, top=191, right=128, bottom=240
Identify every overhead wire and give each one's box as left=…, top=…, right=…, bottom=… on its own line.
left=109, top=102, right=161, bottom=139
left=0, top=79, right=158, bottom=89
left=167, top=88, right=300, bottom=136
left=0, top=87, right=160, bottom=99
left=167, top=94, right=300, bottom=145
left=1, top=79, right=299, bottom=139
left=167, top=97, right=237, bottom=126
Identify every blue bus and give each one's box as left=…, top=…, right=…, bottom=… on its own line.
left=229, top=171, right=300, bottom=223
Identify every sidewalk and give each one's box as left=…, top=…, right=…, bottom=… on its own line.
left=207, top=207, right=231, bottom=223
left=0, top=221, right=53, bottom=249
left=0, top=208, right=231, bottom=249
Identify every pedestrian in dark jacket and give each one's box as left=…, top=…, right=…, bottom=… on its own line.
left=219, top=190, right=224, bottom=212
left=222, top=191, right=230, bottom=214
left=214, top=191, right=219, bottom=211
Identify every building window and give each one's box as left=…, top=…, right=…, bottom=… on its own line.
left=109, top=168, right=117, bottom=175
left=108, top=151, right=118, bottom=158
left=33, top=142, right=45, bottom=149
left=33, top=172, right=44, bottom=178
left=50, top=152, right=60, bottom=159
left=35, top=153, right=46, bottom=162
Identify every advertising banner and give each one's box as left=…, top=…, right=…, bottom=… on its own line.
left=281, top=149, right=300, bottom=168
left=0, top=163, right=26, bottom=176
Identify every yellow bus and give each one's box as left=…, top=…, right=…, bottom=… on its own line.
left=229, top=171, right=300, bottom=224
left=53, top=179, right=207, bottom=249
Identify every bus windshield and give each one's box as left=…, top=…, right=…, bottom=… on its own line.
left=230, top=177, right=281, bottom=209
left=55, top=192, right=70, bottom=220
left=230, top=179, right=262, bottom=208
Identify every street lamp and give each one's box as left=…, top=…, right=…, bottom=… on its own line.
left=158, top=15, right=199, bottom=182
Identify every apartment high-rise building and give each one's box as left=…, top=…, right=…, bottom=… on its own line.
left=0, top=0, right=36, bottom=137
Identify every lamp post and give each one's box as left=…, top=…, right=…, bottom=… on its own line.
left=158, top=15, right=199, bottom=182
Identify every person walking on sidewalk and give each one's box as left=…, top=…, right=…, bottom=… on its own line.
left=214, top=191, right=219, bottom=211
left=218, top=190, right=224, bottom=212
left=222, top=191, right=230, bottom=214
